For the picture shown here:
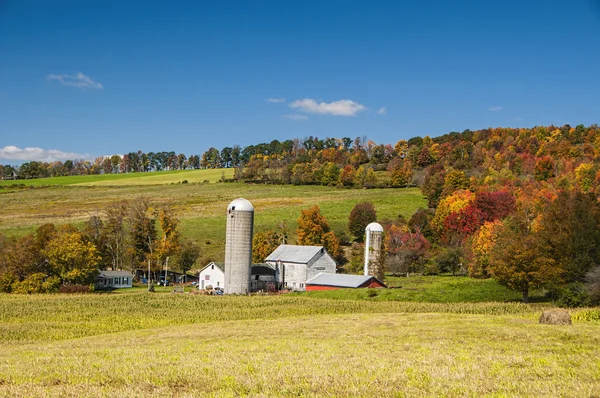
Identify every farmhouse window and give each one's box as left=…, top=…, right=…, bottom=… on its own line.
left=205, top=275, right=210, bottom=280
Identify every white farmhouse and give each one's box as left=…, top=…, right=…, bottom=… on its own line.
left=198, top=262, right=225, bottom=290
left=265, top=245, right=337, bottom=291
left=198, top=262, right=277, bottom=291
left=95, top=270, right=133, bottom=290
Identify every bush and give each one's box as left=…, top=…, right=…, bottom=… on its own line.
left=433, top=248, right=463, bottom=275
left=551, top=283, right=590, bottom=308
left=59, top=284, right=91, bottom=294
left=585, top=266, right=600, bottom=305
left=12, top=273, right=55, bottom=294
left=42, top=276, right=61, bottom=293
left=0, top=272, right=17, bottom=293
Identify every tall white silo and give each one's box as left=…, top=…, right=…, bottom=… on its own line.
left=224, top=198, right=254, bottom=294
left=364, top=222, right=384, bottom=277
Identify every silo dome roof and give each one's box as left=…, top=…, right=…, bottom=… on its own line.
left=227, top=198, right=254, bottom=212
left=365, top=222, right=384, bottom=232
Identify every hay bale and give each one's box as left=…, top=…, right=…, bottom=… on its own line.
left=539, top=308, right=572, bottom=325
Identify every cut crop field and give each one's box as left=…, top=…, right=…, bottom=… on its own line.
left=0, top=292, right=598, bottom=397
left=0, top=178, right=426, bottom=262
left=0, top=168, right=233, bottom=187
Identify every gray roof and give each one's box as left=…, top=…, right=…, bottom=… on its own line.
left=98, top=270, right=132, bottom=278
left=306, top=273, right=386, bottom=288
left=265, top=245, right=325, bottom=264
left=199, top=262, right=274, bottom=274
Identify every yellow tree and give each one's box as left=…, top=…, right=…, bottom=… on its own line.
left=466, top=220, right=502, bottom=278
left=155, top=207, right=181, bottom=269
left=42, top=226, right=100, bottom=285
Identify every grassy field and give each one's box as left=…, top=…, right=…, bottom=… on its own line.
left=0, top=178, right=426, bottom=263
left=0, top=168, right=233, bottom=187
left=0, top=291, right=598, bottom=397
left=298, top=275, right=547, bottom=303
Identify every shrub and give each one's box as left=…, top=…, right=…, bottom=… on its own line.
left=59, top=284, right=91, bottom=294
left=12, top=273, right=47, bottom=294
left=42, top=276, right=61, bottom=293
left=585, top=266, right=600, bottom=305
left=0, top=272, right=17, bottom=293
left=551, top=283, right=590, bottom=308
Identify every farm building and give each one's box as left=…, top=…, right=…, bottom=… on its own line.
left=199, top=262, right=277, bottom=291
left=265, top=245, right=337, bottom=291
left=95, top=270, right=133, bottom=290
left=305, top=273, right=387, bottom=291
left=199, top=262, right=225, bottom=290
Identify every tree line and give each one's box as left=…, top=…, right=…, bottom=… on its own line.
left=0, top=200, right=200, bottom=293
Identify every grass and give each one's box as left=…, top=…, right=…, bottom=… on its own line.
left=0, top=292, right=598, bottom=396
left=298, top=275, right=546, bottom=303
left=0, top=181, right=427, bottom=262
left=0, top=168, right=233, bottom=187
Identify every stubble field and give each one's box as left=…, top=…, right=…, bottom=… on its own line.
left=0, top=292, right=599, bottom=397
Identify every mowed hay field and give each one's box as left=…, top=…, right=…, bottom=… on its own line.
left=0, top=168, right=234, bottom=187
left=0, top=293, right=599, bottom=397
left=0, top=172, right=426, bottom=261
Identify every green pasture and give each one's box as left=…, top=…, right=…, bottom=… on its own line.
left=0, top=181, right=427, bottom=263
left=0, top=168, right=233, bottom=187
left=0, top=292, right=598, bottom=396
left=299, top=275, right=546, bottom=303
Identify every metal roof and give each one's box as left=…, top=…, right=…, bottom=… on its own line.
left=199, top=262, right=274, bottom=274
left=306, top=273, right=386, bottom=288
left=265, top=244, right=325, bottom=264
left=227, top=198, right=254, bottom=212
left=98, top=270, right=133, bottom=278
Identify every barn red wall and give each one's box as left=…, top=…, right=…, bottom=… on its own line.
left=306, top=285, right=340, bottom=291
left=360, top=280, right=387, bottom=288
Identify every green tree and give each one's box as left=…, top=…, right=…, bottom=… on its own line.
left=176, top=238, right=201, bottom=281
left=536, top=190, right=600, bottom=284
left=348, top=202, right=377, bottom=242
left=488, top=216, right=562, bottom=303
left=354, top=165, right=377, bottom=188
left=128, top=200, right=157, bottom=272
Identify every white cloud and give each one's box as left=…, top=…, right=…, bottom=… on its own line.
left=47, top=72, right=103, bottom=89
left=377, top=106, right=387, bottom=115
left=282, top=114, right=309, bottom=121
left=488, top=106, right=502, bottom=112
left=0, top=146, right=87, bottom=162
left=267, top=98, right=285, bottom=103
left=290, top=98, right=366, bottom=116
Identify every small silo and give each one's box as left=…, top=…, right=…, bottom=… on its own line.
left=224, top=198, right=254, bottom=294
left=364, top=222, right=384, bottom=277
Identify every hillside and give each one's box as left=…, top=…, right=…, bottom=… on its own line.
left=0, top=174, right=426, bottom=264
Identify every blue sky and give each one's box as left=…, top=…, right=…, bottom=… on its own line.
left=1, top=0, right=599, bottom=162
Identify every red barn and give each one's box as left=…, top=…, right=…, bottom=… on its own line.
left=305, top=273, right=387, bottom=291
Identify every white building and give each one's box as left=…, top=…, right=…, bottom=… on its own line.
left=198, top=262, right=277, bottom=291
left=265, top=245, right=337, bottom=291
left=95, top=270, right=133, bottom=290
left=198, top=262, right=225, bottom=290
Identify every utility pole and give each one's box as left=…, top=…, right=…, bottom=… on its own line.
left=147, top=258, right=151, bottom=291
left=165, top=256, right=169, bottom=286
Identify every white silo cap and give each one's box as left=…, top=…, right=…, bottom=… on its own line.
left=365, top=222, right=384, bottom=233
left=227, top=198, right=254, bottom=212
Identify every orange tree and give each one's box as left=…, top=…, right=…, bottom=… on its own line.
left=296, top=205, right=342, bottom=262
